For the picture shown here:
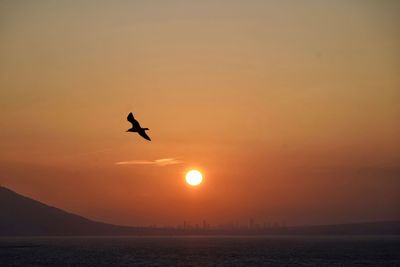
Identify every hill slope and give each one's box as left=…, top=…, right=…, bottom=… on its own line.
left=0, top=186, right=139, bottom=236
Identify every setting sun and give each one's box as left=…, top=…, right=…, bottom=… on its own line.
left=185, top=170, right=203, bottom=186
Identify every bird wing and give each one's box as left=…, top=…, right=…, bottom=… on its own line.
left=138, top=130, right=151, bottom=141
left=127, top=112, right=141, bottom=128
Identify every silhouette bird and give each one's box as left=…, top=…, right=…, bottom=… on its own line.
left=126, top=112, right=151, bottom=141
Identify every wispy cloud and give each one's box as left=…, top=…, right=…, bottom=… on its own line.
left=115, top=157, right=183, bottom=167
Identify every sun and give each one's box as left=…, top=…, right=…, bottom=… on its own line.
left=185, top=170, right=203, bottom=186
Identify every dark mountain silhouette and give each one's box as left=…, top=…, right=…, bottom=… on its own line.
left=1, top=186, right=399, bottom=236
left=0, top=186, right=142, bottom=236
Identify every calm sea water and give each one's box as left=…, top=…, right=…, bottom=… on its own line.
left=0, top=236, right=399, bottom=267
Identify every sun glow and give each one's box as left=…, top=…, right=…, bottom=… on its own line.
left=185, top=170, right=203, bottom=186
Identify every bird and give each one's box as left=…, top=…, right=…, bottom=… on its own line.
left=126, top=112, right=151, bottom=141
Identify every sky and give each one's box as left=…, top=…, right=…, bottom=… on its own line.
left=0, top=0, right=399, bottom=227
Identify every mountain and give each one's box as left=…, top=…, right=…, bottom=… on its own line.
left=1, top=186, right=399, bottom=236
left=274, top=221, right=400, bottom=235
left=0, top=186, right=143, bottom=236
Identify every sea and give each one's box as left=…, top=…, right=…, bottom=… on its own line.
left=0, top=236, right=399, bottom=267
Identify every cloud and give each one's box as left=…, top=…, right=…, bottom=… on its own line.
left=115, top=158, right=183, bottom=167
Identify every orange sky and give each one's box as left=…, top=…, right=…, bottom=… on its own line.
left=0, top=0, right=399, bottom=226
